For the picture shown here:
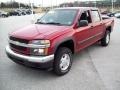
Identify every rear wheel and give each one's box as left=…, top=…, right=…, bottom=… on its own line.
left=101, top=30, right=110, bottom=46
left=53, top=47, right=72, bottom=76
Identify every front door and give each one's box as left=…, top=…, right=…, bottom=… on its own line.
left=75, top=10, right=92, bottom=52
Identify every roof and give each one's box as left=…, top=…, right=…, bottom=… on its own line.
left=55, top=7, right=98, bottom=11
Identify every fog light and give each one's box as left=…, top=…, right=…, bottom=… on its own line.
left=34, top=49, right=44, bottom=53
left=30, top=48, right=48, bottom=56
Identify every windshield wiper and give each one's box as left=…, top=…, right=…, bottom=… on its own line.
left=35, top=21, right=45, bottom=24
left=45, top=22, right=62, bottom=25
left=36, top=22, right=62, bottom=25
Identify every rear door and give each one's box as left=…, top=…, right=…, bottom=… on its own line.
left=89, top=10, right=105, bottom=43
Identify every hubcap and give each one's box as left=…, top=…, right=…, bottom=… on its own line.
left=60, top=54, right=70, bottom=71
left=106, top=33, right=110, bottom=44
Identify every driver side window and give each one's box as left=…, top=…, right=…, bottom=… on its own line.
left=79, top=11, right=92, bottom=24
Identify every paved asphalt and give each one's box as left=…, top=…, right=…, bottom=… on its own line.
left=0, top=15, right=120, bottom=90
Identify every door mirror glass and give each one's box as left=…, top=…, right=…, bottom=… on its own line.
left=78, top=20, right=88, bottom=27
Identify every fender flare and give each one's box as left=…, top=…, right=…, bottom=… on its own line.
left=53, top=37, right=75, bottom=54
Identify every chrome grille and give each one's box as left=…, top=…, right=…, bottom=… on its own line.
left=9, top=36, right=29, bottom=55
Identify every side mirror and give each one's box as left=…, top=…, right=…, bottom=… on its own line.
left=37, top=19, right=40, bottom=22
left=78, top=20, right=88, bottom=27
left=34, top=18, right=41, bottom=24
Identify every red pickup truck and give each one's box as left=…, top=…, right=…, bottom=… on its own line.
left=6, top=7, right=114, bottom=75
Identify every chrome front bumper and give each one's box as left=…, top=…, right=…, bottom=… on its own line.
left=5, top=45, right=54, bottom=63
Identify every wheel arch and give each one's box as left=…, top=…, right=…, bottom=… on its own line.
left=54, top=38, right=75, bottom=55
left=106, top=26, right=112, bottom=33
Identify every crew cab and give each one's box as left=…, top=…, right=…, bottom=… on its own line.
left=6, top=7, right=114, bottom=75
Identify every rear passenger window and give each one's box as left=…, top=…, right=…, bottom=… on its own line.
left=91, top=10, right=101, bottom=22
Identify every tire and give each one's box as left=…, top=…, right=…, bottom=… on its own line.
left=2, top=14, right=5, bottom=17
left=53, top=47, right=73, bottom=76
left=6, top=15, right=8, bottom=17
left=17, top=14, right=20, bottom=16
left=101, top=30, right=110, bottom=46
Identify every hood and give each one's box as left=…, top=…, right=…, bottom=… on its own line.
left=10, top=24, right=70, bottom=40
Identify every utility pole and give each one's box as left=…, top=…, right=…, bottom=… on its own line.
left=42, top=0, right=43, bottom=7
left=95, top=0, right=97, bottom=7
left=112, top=0, right=114, bottom=12
left=56, top=0, right=57, bottom=7
left=51, top=0, right=53, bottom=9
left=11, top=0, right=13, bottom=9
left=31, top=2, right=33, bottom=15
left=30, top=0, right=34, bottom=15
left=18, top=2, right=20, bottom=9
left=30, top=0, right=35, bottom=24
left=29, top=0, right=30, bottom=8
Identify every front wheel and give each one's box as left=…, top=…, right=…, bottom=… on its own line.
left=101, top=30, right=110, bottom=46
left=53, top=47, right=73, bottom=76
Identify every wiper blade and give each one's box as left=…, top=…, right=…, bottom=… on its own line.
left=36, top=22, right=62, bottom=25
left=35, top=21, right=45, bottom=24
left=45, top=22, right=62, bottom=25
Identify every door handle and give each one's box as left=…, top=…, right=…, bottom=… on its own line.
left=91, top=25, right=94, bottom=28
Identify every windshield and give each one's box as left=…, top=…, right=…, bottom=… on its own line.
left=36, top=9, right=78, bottom=26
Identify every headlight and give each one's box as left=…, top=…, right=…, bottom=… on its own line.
left=30, top=40, right=50, bottom=56
left=30, top=40, right=50, bottom=48
left=31, top=40, right=50, bottom=45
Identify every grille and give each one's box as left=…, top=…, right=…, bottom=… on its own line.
left=9, top=36, right=30, bottom=55
left=10, top=43, right=26, bottom=51
left=10, top=36, right=29, bottom=44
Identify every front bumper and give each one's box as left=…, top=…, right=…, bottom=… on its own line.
left=5, top=45, right=54, bottom=68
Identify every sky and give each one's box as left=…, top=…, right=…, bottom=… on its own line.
left=0, top=0, right=100, bottom=7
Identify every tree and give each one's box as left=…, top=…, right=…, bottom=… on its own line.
left=0, top=2, right=6, bottom=8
